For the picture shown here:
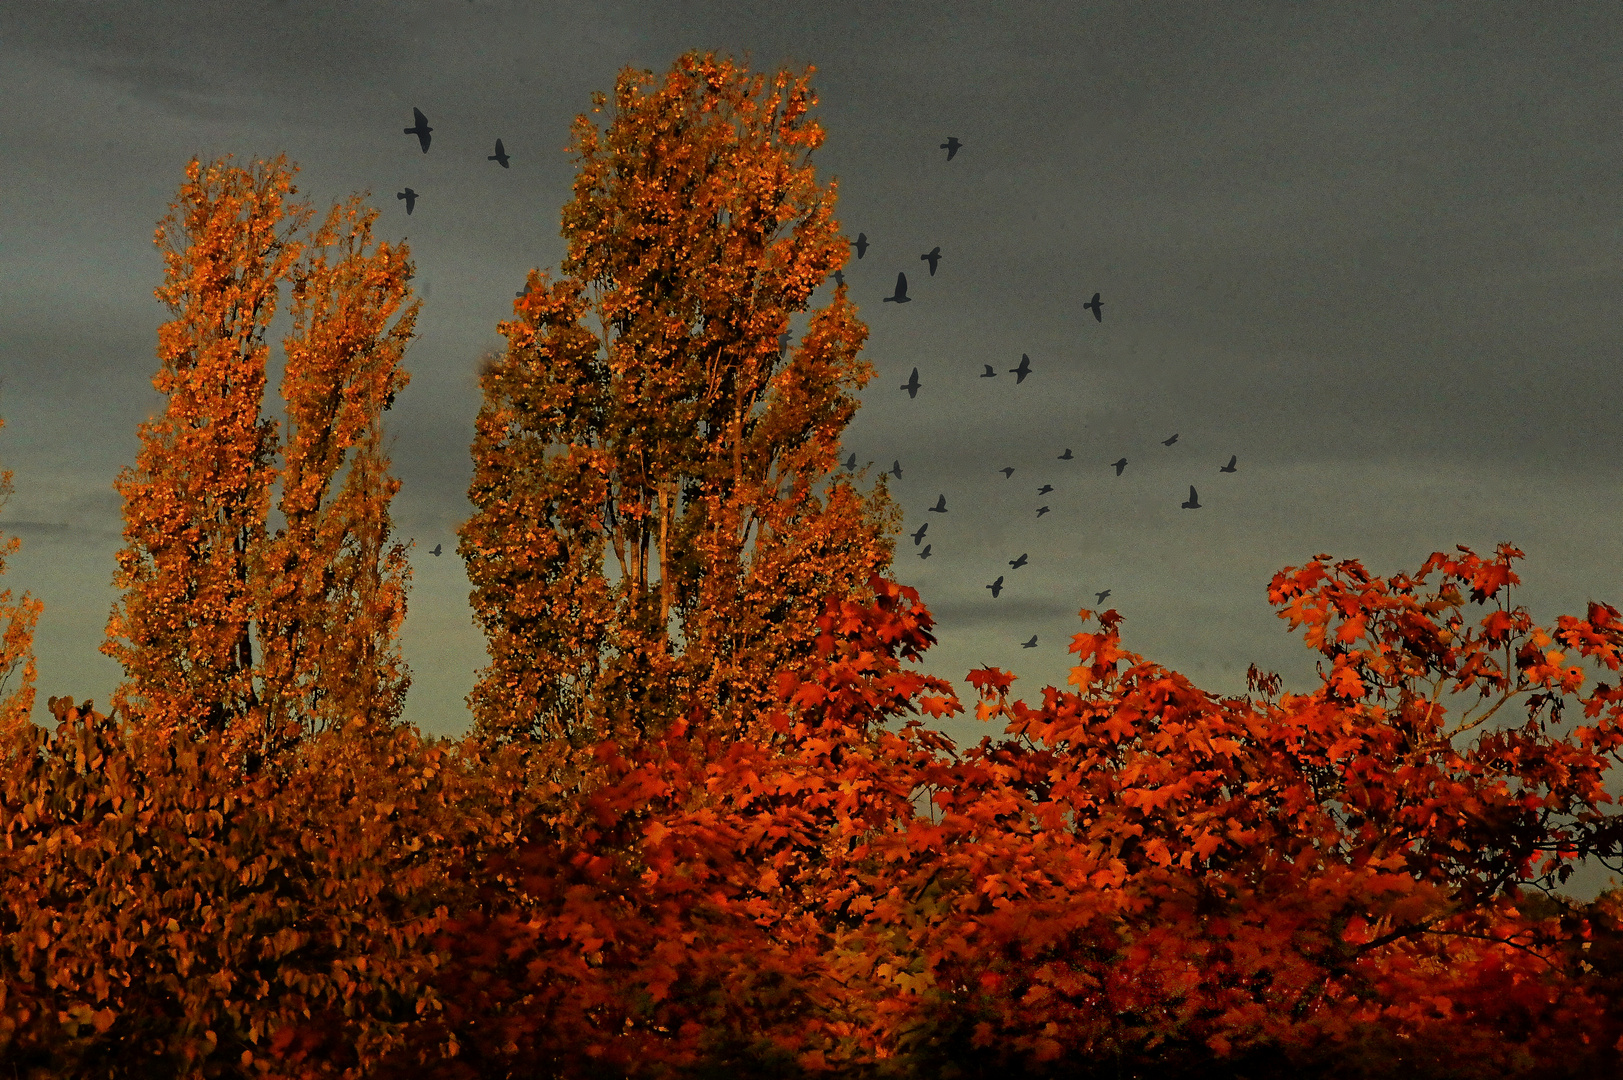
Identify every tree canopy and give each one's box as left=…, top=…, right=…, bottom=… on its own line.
left=1, top=52, right=1621, bottom=1080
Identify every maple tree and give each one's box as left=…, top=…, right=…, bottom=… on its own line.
left=460, top=51, right=893, bottom=763
left=851, top=542, right=1623, bottom=1078
left=377, top=545, right=1623, bottom=1079
left=102, top=154, right=417, bottom=771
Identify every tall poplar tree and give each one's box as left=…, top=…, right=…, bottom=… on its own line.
left=103, top=155, right=416, bottom=768
left=461, top=52, right=895, bottom=755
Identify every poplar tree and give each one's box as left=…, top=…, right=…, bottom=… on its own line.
left=103, top=155, right=416, bottom=769
left=461, top=52, right=895, bottom=755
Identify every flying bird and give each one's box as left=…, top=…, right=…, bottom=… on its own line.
left=921, top=246, right=942, bottom=276
left=999, top=467, right=1015, bottom=479
left=1058, top=448, right=1073, bottom=460
left=941, top=137, right=962, bottom=160
left=1182, top=486, right=1202, bottom=509
left=987, top=576, right=1004, bottom=598
left=889, top=460, right=903, bottom=480
left=1111, top=458, right=1128, bottom=475
left=910, top=522, right=928, bottom=546
left=1009, top=553, right=1028, bottom=570
left=1037, top=484, right=1053, bottom=495
left=1036, top=505, right=1050, bottom=517
left=1021, top=635, right=1038, bottom=648
left=405, top=107, right=432, bottom=152
left=884, top=272, right=911, bottom=303
left=1162, top=434, right=1179, bottom=446
left=854, top=233, right=869, bottom=259
left=397, top=188, right=418, bottom=214
left=928, top=494, right=948, bottom=513
left=832, top=269, right=845, bottom=287
left=779, top=331, right=792, bottom=357
left=1095, top=589, right=1111, bottom=605
left=843, top=453, right=857, bottom=472
left=919, top=544, right=932, bottom=559
left=1010, top=354, right=1032, bottom=383
left=1220, top=455, right=1238, bottom=473
left=1084, top=292, right=1103, bottom=322
left=980, top=364, right=997, bottom=378
left=488, top=138, right=510, bottom=167
left=430, top=544, right=442, bottom=557
left=900, top=367, right=921, bottom=397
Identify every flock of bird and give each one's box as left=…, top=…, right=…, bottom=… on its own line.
left=390, top=110, right=1243, bottom=651
left=837, top=135, right=1244, bottom=651
left=395, top=107, right=509, bottom=218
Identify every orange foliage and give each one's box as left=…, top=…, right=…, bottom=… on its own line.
left=102, top=155, right=417, bottom=772
left=461, top=51, right=892, bottom=764
left=3, top=55, right=1622, bottom=1080
left=0, top=416, right=42, bottom=734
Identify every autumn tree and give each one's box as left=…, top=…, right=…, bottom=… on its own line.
left=102, top=155, right=417, bottom=770
left=863, top=543, right=1623, bottom=1078
left=0, top=692, right=491, bottom=1080
left=0, top=415, right=42, bottom=735
left=461, top=51, right=894, bottom=761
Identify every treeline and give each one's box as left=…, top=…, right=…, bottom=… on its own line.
left=2, top=52, right=1621, bottom=1080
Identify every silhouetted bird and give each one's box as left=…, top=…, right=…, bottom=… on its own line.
left=833, top=269, right=845, bottom=287
left=405, top=107, right=432, bottom=152
left=397, top=188, right=418, bottom=214
left=884, top=273, right=911, bottom=303
left=911, top=522, right=928, bottom=546
left=1220, top=455, right=1237, bottom=473
left=919, top=544, right=932, bottom=559
left=1111, top=458, right=1128, bottom=475
left=1021, top=635, right=1038, bottom=648
left=1095, top=589, right=1111, bottom=605
left=999, top=467, right=1015, bottom=479
left=901, top=367, right=921, bottom=397
left=1036, top=506, right=1050, bottom=517
left=488, top=138, right=510, bottom=167
left=1009, top=553, right=1028, bottom=570
left=987, top=576, right=1004, bottom=598
left=854, top=233, right=869, bottom=259
left=890, top=460, right=903, bottom=480
left=843, top=453, right=857, bottom=472
left=430, top=544, right=442, bottom=557
left=1059, top=448, right=1073, bottom=460
left=921, top=246, right=942, bottom=275
left=941, top=137, right=962, bottom=160
left=1010, top=354, right=1032, bottom=383
left=1084, top=292, right=1103, bottom=322
left=981, top=364, right=997, bottom=378
left=1162, top=434, right=1179, bottom=446
left=928, top=494, right=948, bottom=513
left=1037, top=485, right=1053, bottom=495
left=1182, top=486, right=1201, bottom=509
left=779, top=331, right=791, bottom=357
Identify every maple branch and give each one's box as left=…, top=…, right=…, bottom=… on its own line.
left=1443, top=685, right=1518, bottom=741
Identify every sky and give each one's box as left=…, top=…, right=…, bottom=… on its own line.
left=3, top=1, right=1621, bottom=885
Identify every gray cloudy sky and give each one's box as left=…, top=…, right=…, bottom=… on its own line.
left=3, top=1, right=1620, bottom=796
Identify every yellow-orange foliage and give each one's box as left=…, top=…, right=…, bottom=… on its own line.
left=461, top=52, right=895, bottom=763
left=0, top=416, right=42, bottom=734
left=103, top=155, right=416, bottom=770
left=0, top=694, right=491, bottom=1080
